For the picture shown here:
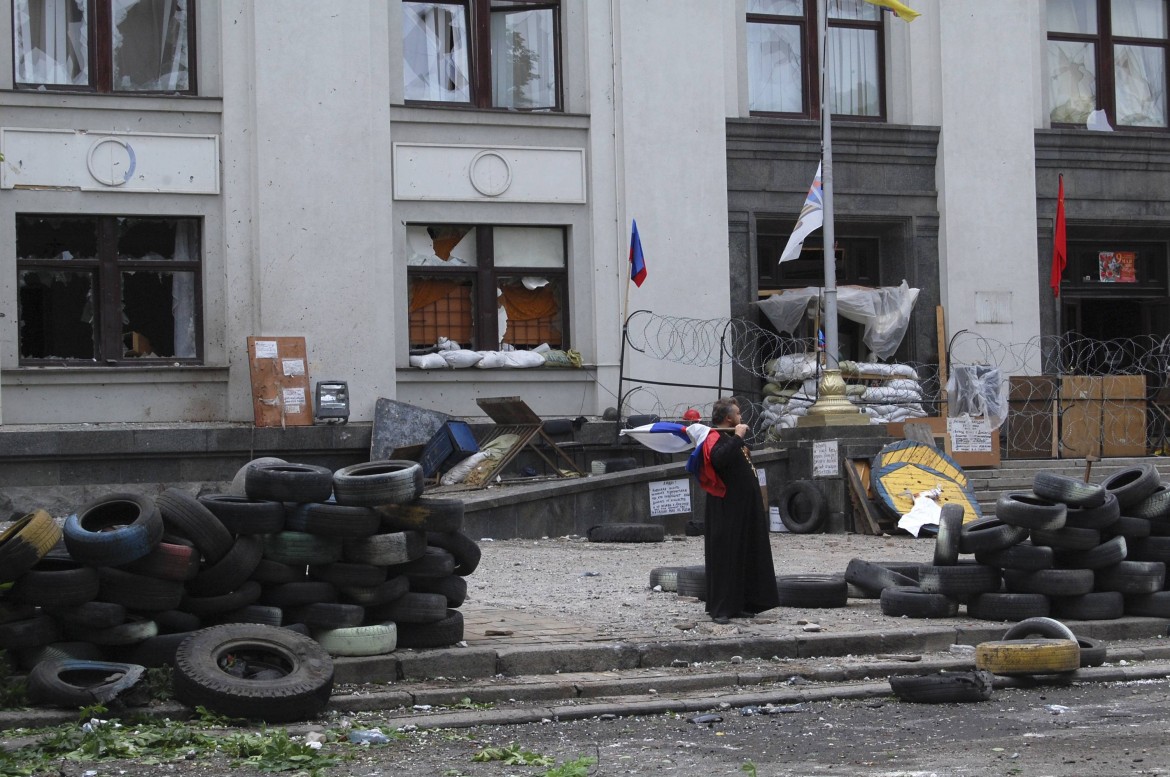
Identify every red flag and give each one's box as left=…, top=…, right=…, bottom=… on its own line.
left=1050, top=174, right=1067, bottom=298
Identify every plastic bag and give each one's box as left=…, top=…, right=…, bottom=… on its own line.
left=947, top=365, right=1008, bottom=430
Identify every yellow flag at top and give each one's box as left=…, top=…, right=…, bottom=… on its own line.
left=863, top=0, right=921, bottom=22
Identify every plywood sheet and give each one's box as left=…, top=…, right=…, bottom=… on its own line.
left=1060, top=400, right=1101, bottom=458
left=1103, top=401, right=1147, bottom=457
left=247, top=336, right=314, bottom=427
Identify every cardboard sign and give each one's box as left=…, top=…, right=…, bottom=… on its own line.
left=247, top=336, right=314, bottom=427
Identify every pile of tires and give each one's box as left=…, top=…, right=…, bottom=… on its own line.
left=846, top=465, right=1170, bottom=623
left=0, top=457, right=481, bottom=717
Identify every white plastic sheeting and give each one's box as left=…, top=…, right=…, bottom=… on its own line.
left=755, top=281, right=920, bottom=361
left=947, top=365, right=1009, bottom=431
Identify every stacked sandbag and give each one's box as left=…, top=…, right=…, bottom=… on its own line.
left=839, top=362, right=927, bottom=424
left=761, top=354, right=819, bottom=439
left=0, top=458, right=480, bottom=706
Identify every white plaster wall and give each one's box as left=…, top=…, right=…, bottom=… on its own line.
left=220, top=1, right=396, bottom=423
left=606, top=0, right=733, bottom=418
left=886, top=0, right=942, bottom=127
left=936, top=1, right=1043, bottom=374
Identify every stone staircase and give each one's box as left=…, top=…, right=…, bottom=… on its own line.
left=966, top=456, right=1170, bottom=517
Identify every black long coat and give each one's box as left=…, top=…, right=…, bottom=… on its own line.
left=703, top=432, right=780, bottom=618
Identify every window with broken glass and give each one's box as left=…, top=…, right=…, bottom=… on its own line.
left=747, top=0, right=884, bottom=118
left=13, top=0, right=195, bottom=93
left=407, top=224, right=568, bottom=351
left=1047, top=0, right=1168, bottom=128
left=16, top=215, right=202, bottom=364
left=403, top=0, right=560, bottom=110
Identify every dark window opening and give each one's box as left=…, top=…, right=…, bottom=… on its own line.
left=16, top=214, right=202, bottom=364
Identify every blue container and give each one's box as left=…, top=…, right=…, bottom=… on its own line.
left=420, top=421, right=479, bottom=477
left=446, top=421, right=479, bottom=460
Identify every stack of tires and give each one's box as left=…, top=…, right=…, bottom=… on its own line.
left=0, top=458, right=481, bottom=687
left=850, top=464, right=1170, bottom=623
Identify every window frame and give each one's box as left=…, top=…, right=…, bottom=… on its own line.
left=746, top=0, right=886, bottom=121
left=12, top=0, right=198, bottom=95
left=1047, top=0, right=1170, bottom=129
left=15, top=213, right=204, bottom=366
left=406, top=224, right=570, bottom=352
left=403, top=0, right=563, bottom=111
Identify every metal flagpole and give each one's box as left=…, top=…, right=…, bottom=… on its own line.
left=798, top=0, right=866, bottom=426
left=819, top=0, right=838, bottom=368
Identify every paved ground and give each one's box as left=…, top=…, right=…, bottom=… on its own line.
left=5, top=531, right=1170, bottom=733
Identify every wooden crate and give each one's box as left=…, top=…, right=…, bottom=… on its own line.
left=887, top=416, right=1000, bottom=468
left=1103, top=375, right=1147, bottom=457
left=1005, top=376, right=1057, bottom=459
left=1060, top=379, right=1102, bottom=459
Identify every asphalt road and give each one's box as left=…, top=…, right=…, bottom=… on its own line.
left=14, top=670, right=1167, bottom=777
left=346, top=673, right=1170, bottom=776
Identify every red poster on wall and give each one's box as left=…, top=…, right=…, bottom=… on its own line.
left=1099, top=251, right=1137, bottom=283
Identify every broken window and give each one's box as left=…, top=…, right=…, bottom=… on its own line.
left=406, top=224, right=567, bottom=351
left=13, top=0, right=194, bottom=93
left=403, top=0, right=560, bottom=110
left=1048, top=0, right=1168, bottom=128
left=16, top=214, right=202, bottom=364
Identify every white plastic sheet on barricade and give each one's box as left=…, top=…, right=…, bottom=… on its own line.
left=755, top=281, right=920, bottom=360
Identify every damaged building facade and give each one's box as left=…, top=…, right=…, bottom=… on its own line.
left=1, top=1, right=1169, bottom=433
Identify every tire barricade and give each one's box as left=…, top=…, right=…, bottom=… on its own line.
left=846, top=465, right=1170, bottom=623
left=0, top=457, right=480, bottom=720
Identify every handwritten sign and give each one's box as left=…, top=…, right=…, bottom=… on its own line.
left=813, top=440, right=839, bottom=478
left=948, top=415, right=993, bottom=452
left=649, top=479, right=691, bottom=516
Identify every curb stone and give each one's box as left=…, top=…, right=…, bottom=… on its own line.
left=2, top=618, right=1167, bottom=733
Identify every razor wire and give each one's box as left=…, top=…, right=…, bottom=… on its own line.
left=621, top=311, right=941, bottom=444
left=622, top=312, right=1170, bottom=457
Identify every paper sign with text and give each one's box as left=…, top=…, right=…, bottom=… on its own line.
left=813, top=440, right=839, bottom=477
left=948, top=415, right=993, bottom=452
left=649, top=479, right=692, bottom=516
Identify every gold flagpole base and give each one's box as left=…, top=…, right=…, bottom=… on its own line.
left=798, top=369, right=870, bottom=427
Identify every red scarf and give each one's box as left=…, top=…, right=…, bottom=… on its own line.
left=697, top=431, right=726, bottom=498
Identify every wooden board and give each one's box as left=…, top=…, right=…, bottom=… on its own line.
left=1103, top=401, right=1147, bottom=457
left=246, top=336, right=314, bottom=427
left=844, top=458, right=886, bottom=535
left=1005, top=376, right=1057, bottom=459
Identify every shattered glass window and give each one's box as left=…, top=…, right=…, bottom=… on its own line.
left=112, top=0, right=190, bottom=92
left=19, top=270, right=97, bottom=360
left=13, top=0, right=194, bottom=93
left=16, top=214, right=201, bottom=364
left=1048, top=0, right=1169, bottom=128
left=13, top=0, right=89, bottom=87
left=403, top=1, right=471, bottom=102
left=404, top=0, right=561, bottom=110
left=407, top=224, right=568, bottom=351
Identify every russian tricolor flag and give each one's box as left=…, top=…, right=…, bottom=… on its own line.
left=629, top=220, right=647, bottom=287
